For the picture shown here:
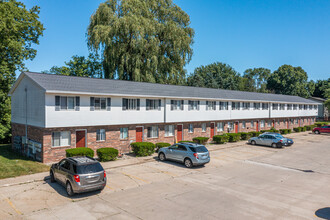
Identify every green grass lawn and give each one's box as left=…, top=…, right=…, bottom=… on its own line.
left=0, top=144, right=49, bottom=179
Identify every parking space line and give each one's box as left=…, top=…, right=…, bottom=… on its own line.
left=121, top=172, right=150, bottom=183
left=5, top=197, right=22, bottom=215
left=106, top=185, right=114, bottom=190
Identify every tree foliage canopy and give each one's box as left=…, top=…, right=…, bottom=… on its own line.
left=243, top=68, right=271, bottom=93
left=87, top=0, right=194, bottom=84
left=0, top=0, right=44, bottom=143
left=312, top=78, right=330, bottom=99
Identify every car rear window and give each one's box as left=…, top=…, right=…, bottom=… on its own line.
left=75, top=163, right=103, bottom=174
left=189, top=146, right=208, bottom=153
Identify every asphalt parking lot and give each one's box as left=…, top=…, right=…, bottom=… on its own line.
left=0, top=132, right=329, bottom=220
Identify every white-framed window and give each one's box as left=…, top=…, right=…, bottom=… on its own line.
left=280, top=104, right=285, bottom=110
left=287, top=104, right=293, bottom=110
left=95, top=98, right=106, bottom=110
left=147, top=126, right=158, bottom=138
left=313, top=105, right=317, bottom=110
left=304, top=105, right=308, bottom=110
left=260, top=120, right=265, bottom=128
left=188, top=124, right=194, bottom=133
left=96, top=129, right=106, bottom=141
left=299, top=104, right=303, bottom=110
left=309, top=105, right=313, bottom=110
left=242, top=121, right=246, bottom=128
left=295, top=119, right=298, bottom=124
left=202, top=123, right=206, bottom=132
left=146, top=99, right=161, bottom=110
left=122, top=98, right=139, bottom=110
left=171, top=100, right=184, bottom=111
left=267, top=120, right=271, bottom=127
left=206, top=101, right=216, bottom=110
left=272, top=103, right=278, bottom=110
left=219, top=102, right=228, bottom=110
left=250, top=121, right=254, bottom=128
left=242, top=102, right=250, bottom=110
left=290, top=119, right=294, bottom=124
left=217, top=122, right=224, bottom=132
left=232, top=102, right=240, bottom=110
left=52, top=131, right=71, bottom=147
left=253, top=103, right=260, bottom=110
left=120, top=128, right=128, bottom=139
left=165, top=125, right=174, bottom=137
left=262, top=103, right=269, bottom=110
left=55, top=96, right=80, bottom=111
left=293, top=104, right=298, bottom=110
left=277, top=120, right=280, bottom=125
left=188, top=100, right=199, bottom=111
left=227, top=122, right=234, bottom=131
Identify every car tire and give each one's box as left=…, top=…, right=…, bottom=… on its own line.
left=314, top=130, right=320, bottom=134
left=158, top=152, right=166, bottom=161
left=251, top=140, right=256, bottom=145
left=271, top=143, right=277, bottom=148
left=184, top=158, right=193, bottom=168
left=66, top=182, right=74, bottom=197
left=50, top=171, right=56, bottom=183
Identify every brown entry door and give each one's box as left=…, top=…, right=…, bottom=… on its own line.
left=210, top=123, right=215, bottom=138
left=177, top=125, right=183, bottom=142
left=76, top=131, right=86, bottom=148
left=136, top=127, right=143, bottom=142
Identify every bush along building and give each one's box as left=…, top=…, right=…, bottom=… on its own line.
left=9, top=72, right=318, bottom=163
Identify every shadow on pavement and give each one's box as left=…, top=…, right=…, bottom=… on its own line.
left=315, top=207, right=330, bottom=219
left=152, top=156, right=206, bottom=170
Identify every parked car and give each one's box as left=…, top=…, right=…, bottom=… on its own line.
left=158, top=142, right=210, bottom=168
left=50, top=156, right=107, bottom=196
left=248, top=132, right=293, bottom=148
left=313, top=125, right=330, bottom=134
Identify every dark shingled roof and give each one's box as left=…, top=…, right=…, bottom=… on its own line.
left=22, top=71, right=317, bottom=104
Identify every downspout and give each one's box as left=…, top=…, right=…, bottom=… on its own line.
left=25, top=88, right=28, bottom=144
left=164, top=98, right=166, bottom=123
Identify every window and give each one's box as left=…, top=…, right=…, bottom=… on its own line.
left=277, top=120, right=280, bottom=125
left=206, top=101, right=216, bottom=110
left=146, top=99, right=161, bottom=110
left=242, top=121, right=246, bottom=128
left=227, top=122, right=234, bottom=131
left=290, top=119, right=294, bottom=124
left=120, top=128, right=128, bottom=139
left=96, top=129, right=106, bottom=141
left=188, top=100, right=199, bottom=111
left=260, top=120, right=265, bottom=128
left=299, top=104, right=303, bottom=110
left=219, top=102, right=228, bottom=110
left=55, top=96, right=80, bottom=111
left=122, top=98, right=139, bottom=111
left=262, top=103, right=269, bottom=110
left=293, top=104, right=297, bottom=110
left=147, top=126, right=158, bottom=138
left=165, top=125, right=174, bottom=137
left=232, top=102, right=240, bottom=110
left=313, top=105, right=317, bottom=110
left=60, top=97, right=67, bottom=109
left=267, top=120, right=271, bottom=127
left=253, top=103, right=260, bottom=110
left=90, top=97, right=111, bottom=111
left=250, top=121, right=254, bottom=128
left=242, top=102, right=250, bottom=110
left=309, top=105, right=313, bottom=110
left=217, top=122, right=224, bottom=132
left=272, top=103, right=278, bottom=110
left=287, top=104, right=292, bottom=110
left=295, top=119, right=298, bottom=124
left=304, top=105, right=308, bottom=110
left=280, top=104, right=285, bottom=110
left=202, top=123, right=206, bottom=132
left=52, top=131, right=71, bottom=147
left=188, top=124, right=194, bottom=133
left=171, top=100, right=184, bottom=111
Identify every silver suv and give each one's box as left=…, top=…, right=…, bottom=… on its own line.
left=50, top=157, right=107, bottom=196
left=248, top=132, right=294, bottom=148
left=158, top=142, right=210, bottom=168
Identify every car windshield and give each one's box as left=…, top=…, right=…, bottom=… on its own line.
left=275, top=134, right=284, bottom=139
left=75, top=163, right=103, bottom=174
left=189, top=146, right=208, bottom=153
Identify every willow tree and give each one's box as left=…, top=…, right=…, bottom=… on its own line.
left=87, top=0, right=194, bottom=84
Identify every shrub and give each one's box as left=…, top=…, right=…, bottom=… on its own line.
left=97, top=147, right=118, bottom=162
left=213, top=134, right=229, bottom=144
left=66, top=148, right=94, bottom=158
left=179, top=140, right=194, bottom=143
left=238, top=132, right=252, bottom=140
left=155, top=142, right=171, bottom=152
left=301, top=126, right=307, bottom=132
left=287, top=129, right=292, bottom=134
left=249, top=131, right=262, bottom=137
left=227, top=133, right=241, bottom=142
left=261, top=128, right=279, bottom=133
left=293, top=127, right=301, bottom=132
left=314, top=122, right=328, bottom=127
left=280, top=129, right=288, bottom=135
left=192, top=137, right=209, bottom=144
left=304, top=125, right=313, bottom=131
left=130, top=142, right=155, bottom=157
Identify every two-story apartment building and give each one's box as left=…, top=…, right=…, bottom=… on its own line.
left=9, top=72, right=318, bottom=163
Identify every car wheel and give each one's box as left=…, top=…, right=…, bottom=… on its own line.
left=271, top=143, right=277, bottom=148
left=251, top=140, right=256, bottom=145
left=314, top=130, right=320, bottom=134
left=184, top=158, right=193, bottom=168
left=158, top=152, right=166, bottom=161
left=50, top=171, right=56, bottom=183
left=66, top=182, right=74, bottom=197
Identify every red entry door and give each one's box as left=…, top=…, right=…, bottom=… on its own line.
left=210, top=123, right=215, bottom=138
left=235, top=122, right=238, bottom=133
left=287, top=119, right=289, bottom=129
left=76, top=131, right=85, bottom=148
left=136, top=127, right=143, bottom=142
left=177, top=125, right=183, bottom=142
left=256, top=121, right=259, bottom=132
left=272, top=120, right=275, bottom=128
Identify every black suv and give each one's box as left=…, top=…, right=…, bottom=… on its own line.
left=50, top=156, right=107, bottom=196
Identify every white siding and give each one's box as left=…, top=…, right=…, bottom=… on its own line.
left=11, top=76, right=45, bottom=127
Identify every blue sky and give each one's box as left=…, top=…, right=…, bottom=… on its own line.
left=21, top=0, right=330, bottom=81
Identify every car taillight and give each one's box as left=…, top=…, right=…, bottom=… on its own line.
left=74, top=175, right=80, bottom=183
left=193, top=153, right=199, bottom=159
left=104, top=170, right=106, bottom=178
left=280, top=140, right=283, bottom=142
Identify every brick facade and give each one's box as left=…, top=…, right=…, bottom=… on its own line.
left=12, top=116, right=316, bottom=164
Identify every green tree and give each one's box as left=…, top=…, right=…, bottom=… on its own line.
left=267, top=65, right=314, bottom=98
left=87, top=0, right=194, bottom=84
left=0, top=0, right=44, bottom=143
left=312, top=79, right=330, bottom=99
left=187, top=62, right=241, bottom=90
left=44, top=54, right=103, bottom=78
left=243, top=68, right=271, bottom=93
